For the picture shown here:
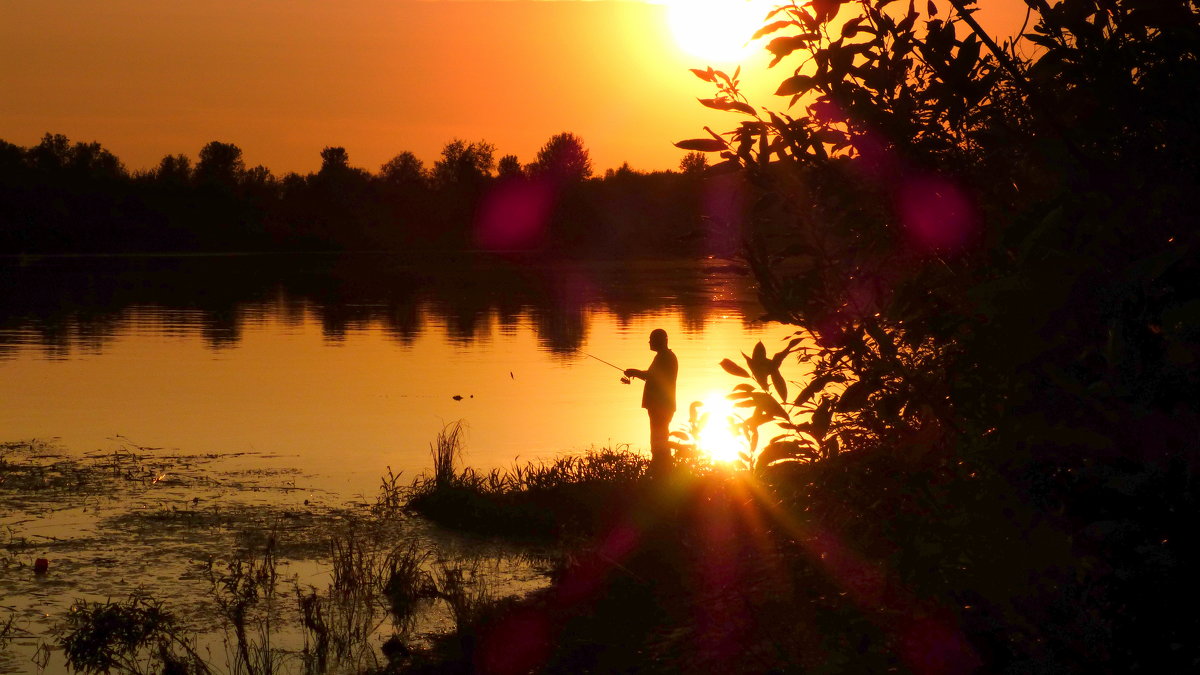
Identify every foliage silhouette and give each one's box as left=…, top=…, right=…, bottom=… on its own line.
left=0, top=130, right=730, bottom=258
left=530, top=132, right=593, bottom=183
left=678, top=151, right=709, bottom=175
left=676, top=0, right=1200, bottom=671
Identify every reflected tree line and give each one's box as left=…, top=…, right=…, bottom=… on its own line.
left=0, top=131, right=744, bottom=257
left=0, top=254, right=759, bottom=357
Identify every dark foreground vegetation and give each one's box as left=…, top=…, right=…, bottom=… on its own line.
left=0, top=130, right=731, bottom=258
left=411, top=0, right=1200, bottom=672
left=397, top=430, right=1194, bottom=674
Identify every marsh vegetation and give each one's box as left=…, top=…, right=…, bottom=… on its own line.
left=0, top=439, right=553, bottom=674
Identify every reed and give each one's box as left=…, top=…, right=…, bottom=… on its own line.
left=0, top=613, right=17, bottom=654
left=402, top=439, right=654, bottom=539
left=59, top=593, right=211, bottom=675
left=432, top=562, right=494, bottom=633
left=430, top=421, right=466, bottom=490
left=381, top=543, right=433, bottom=631
left=204, top=535, right=285, bottom=675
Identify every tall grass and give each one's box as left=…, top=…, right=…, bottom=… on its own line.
left=293, top=528, right=432, bottom=673
left=431, top=421, right=466, bottom=490
left=402, top=424, right=653, bottom=538
left=432, top=561, right=493, bottom=633
left=204, top=536, right=286, bottom=675
left=59, top=593, right=211, bottom=675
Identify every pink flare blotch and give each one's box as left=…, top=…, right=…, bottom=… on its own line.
left=896, top=176, right=978, bottom=253
left=474, top=179, right=555, bottom=251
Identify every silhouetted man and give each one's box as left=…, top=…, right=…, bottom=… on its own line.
left=625, top=328, right=678, bottom=476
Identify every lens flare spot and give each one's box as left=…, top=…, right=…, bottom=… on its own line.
left=896, top=176, right=977, bottom=252
left=474, top=178, right=555, bottom=251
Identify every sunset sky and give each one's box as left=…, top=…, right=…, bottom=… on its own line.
left=0, top=1, right=1031, bottom=175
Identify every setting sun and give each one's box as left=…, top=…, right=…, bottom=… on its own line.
left=665, top=0, right=773, bottom=64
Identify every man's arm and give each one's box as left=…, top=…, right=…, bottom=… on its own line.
left=623, top=368, right=648, bottom=379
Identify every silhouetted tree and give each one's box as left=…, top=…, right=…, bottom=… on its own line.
left=194, top=141, right=245, bottom=187
left=497, top=154, right=523, bottom=179
left=153, top=154, right=192, bottom=185
left=679, top=151, right=708, bottom=174
left=603, top=162, right=637, bottom=180
left=26, top=133, right=71, bottom=173
left=0, top=132, right=723, bottom=256
left=299, top=146, right=377, bottom=248
left=376, top=151, right=431, bottom=248
left=531, top=132, right=592, bottom=182
left=319, top=146, right=351, bottom=173
left=379, top=151, right=426, bottom=187
left=432, top=139, right=495, bottom=189
left=66, top=141, right=125, bottom=180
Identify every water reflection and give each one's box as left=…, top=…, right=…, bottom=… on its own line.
left=0, top=253, right=759, bottom=358
left=0, top=253, right=776, bottom=497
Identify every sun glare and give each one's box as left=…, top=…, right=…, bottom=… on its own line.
left=665, top=0, right=772, bottom=64
left=695, top=392, right=748, bottom=464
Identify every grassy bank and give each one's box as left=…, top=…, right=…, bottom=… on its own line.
left=398, top=422, right=651, bottom=540
left=392, top=428, right=1199, bottom=674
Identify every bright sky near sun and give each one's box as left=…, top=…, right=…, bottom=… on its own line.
left=0, top=0, right=1032, bottom=175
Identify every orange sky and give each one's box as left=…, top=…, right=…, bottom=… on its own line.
left=0, top=1, right=1033, bottom=175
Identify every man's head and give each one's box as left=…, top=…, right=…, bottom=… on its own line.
left=649, top=328, right=669, bottom=351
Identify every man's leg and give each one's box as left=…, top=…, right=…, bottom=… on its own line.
left=648, top=408, right=674, bottom=476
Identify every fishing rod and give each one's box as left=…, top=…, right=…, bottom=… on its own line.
left=585, top=353, right=632, bottom=384
left=585, top=353, right=625, bottom=372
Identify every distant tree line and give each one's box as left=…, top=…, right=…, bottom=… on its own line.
left=0, top=131, right=737, bottom=257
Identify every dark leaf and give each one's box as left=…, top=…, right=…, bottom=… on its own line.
left=767, top=34, right=819, bottom=59
left=836, top=379, right=876, bottom=412
left=744, top=341, right=773, bottom=390
left=720, top=358, right=751, bottom=378
left=952, top=35, right=982, bottom=80
left=775, top=74, right=816, bottom=96
left=841, top=17, right=866, bottom=39
left=811, top=398, right=833, bottom=439
left=674, top=138, right=727, bottom=152
left=689, top=68, right=716, bottom=82
left=729, top=101, right=758, bottom=115
left=821, top=434, right=841, bottom=458
left=898, top=0, right=918, bottom=33
left=751, top=392, right=790, bottom=421
left=770, top=370, right=789, bottom=402
left=753, top=20, right=797, bottom=41
left=755, top=439, right=814, bottom=471
left=795, top=373, right=843, bottom=406
left=698, top=98, right=757, bottom=116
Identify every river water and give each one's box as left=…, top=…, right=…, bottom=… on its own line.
left=1, top=253, right=786, bottom=498
left=0, top=253, right=795, bottom=672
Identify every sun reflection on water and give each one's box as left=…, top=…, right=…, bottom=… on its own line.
left=693, top=392, right=749, bottom=464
